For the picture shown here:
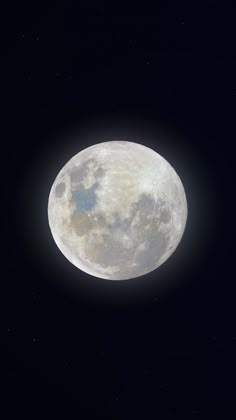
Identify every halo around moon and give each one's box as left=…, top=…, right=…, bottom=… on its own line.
left=48, top=141, right=188, bottom=280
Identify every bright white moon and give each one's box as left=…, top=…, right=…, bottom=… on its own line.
left=48, top=141, right=187, bottom=280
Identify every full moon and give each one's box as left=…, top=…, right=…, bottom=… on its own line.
left=48, top=141, right=187, bottom=280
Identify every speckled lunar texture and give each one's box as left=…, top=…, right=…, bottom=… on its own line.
left=48, top=141, right=187, bottom=280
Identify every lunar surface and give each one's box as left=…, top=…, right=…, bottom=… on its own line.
left=48, top=141, right=187, bottom=280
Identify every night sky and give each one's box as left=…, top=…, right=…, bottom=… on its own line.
left=5, top=2, right=236, bottom=419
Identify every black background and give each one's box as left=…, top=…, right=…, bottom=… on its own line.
left=5, top=2, right=236, bottom=419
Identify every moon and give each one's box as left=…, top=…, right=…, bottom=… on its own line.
left=48, top=141, right=187, bottom=280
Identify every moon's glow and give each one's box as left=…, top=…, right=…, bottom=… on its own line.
left=48, top=141, right=188, bottom=280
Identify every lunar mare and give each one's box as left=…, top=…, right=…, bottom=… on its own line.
left=48, top=141, right=188, bottom=280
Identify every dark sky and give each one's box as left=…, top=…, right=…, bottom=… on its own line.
left=5, top=2, right=236, bottom=419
